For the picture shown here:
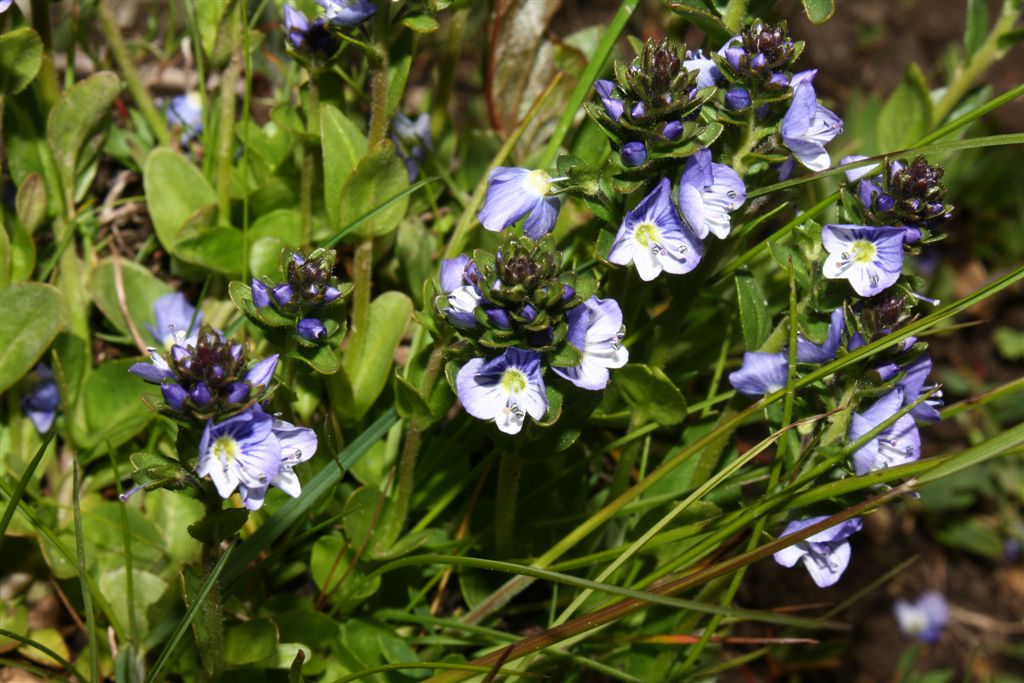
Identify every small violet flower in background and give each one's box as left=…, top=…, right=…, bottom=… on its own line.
left=821, top=224, right=905, bottom=298
left=552, top=297, right=628, bottom=391
left=456, top=348, right=547, bottom=435
left=677, top=148, right=746, bottom=240
left=773, top=516, right=863, bottom=588
left=148, top=292, right=202, bottom=349
left=796, top=307, right=845, bottom=363
left=609, top=177, right=703, bottom=281
left=894, top=591, right=949, bottom=643
left=21, top=363, right=59, bottom=434
left=196, top=404, right=317, bottom=510
left=391, top=112, right=432, bottom=181
left=0, top=0, right=13, bottom=14
left=477, top=167, right=561, bottom=240
left=781, top=75, right=843, bottom=172
left=166, top=92, right=203, bottom=146
left=315, top=0, right=376, bottom=26
left=438, top=254, right=482, bottom=329
left=849, top=388, right=920, bottom=475
left=728, top=351, right=787, bottom=397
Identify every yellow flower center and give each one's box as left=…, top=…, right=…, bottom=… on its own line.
left=212, top=436, right=241, bottom=463
left=634, top=221, right=661, bottom=248
left=500, top=368, right=528, bottom=395
left=851, top=239, right=876, bottom=264
left=524, top=170, right=552, bottom=196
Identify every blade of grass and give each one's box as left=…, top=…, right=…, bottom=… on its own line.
left=0, top=432, right=54, bottom=539
left=72, top=461, right=99, bottom=682
left=221, top=409, right=397, bottom=585
left=536, top=0, right=640, bottom=168
left=323, top=177, right=439, bottom=248
left=145, top=541, right=235, bottom=683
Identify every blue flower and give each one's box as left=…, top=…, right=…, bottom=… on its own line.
left=822, top=224, right=905, bottom=298
left=166, top=93, right=203, bottom=146
left=21, top=363, right=59, bottom=434
left=552, top=297, right=629, bottom=391
left=391, top=112, right=432, bottom=181
left=677, top=148, right=746, bottom=240
left=438, top=254, right=482, bottom=329
left=148, top=292, right=202, bottom=349
left=315, top=0, right=376, bottom=26
left=773, top=516, right=863, bottom=588
left=839, top=154, right=880, bottom=183
left=781, top=78, right=843, bottom=172
left=683, top=49, right=721, bottom=89
left=621, top=141, right=647, bottom=167
left=609, top=178, right=703, bottom=281
left=894, top=591, right=949, bottom=643
left=849, top=388, right=920, bottom=475
left=796, top=307, right=845, bottom=363
left=878, top=354, right=943, bottom=422
left=477, top=167, right=561, bottom=240
left=283, top=4, right=338, bottom=56
left=196, top=405, right=317, bottom=510
left=728, top=351, right=787, bottom=397
left=0, top=0, right=13, bottom=14
left=456, top=348, right=547, bottom=435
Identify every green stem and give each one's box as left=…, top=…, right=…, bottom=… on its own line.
left=495, top=450, right=523, bottom=558
left=216, top=45, right=242, bottom=225
left=730, top=109, right=757, bottom=175
left=932, top=0, right=1021, bottom=125
left=96, top=0, right=170, bottom=146
left=366, top=4, right=391, bottom=147
left=722, top=0, right=750, bottom=34
left=29, top=0, right=59, bottom=109
left=197, top=498, right=225, bottom=680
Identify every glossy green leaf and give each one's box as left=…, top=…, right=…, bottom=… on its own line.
left=801, top=0, right=835, bottom=24
left=15, top=172, right=47, bottom=234
left=143, top=148, right=217, bottom=251
left=69, top=358, right=157, bottom=450
left=0, top=282, right=63, bottom=393
left=47, top=71, right=121, bottom=210
left=224, top=619, right=280, bottom=666
left=614, top=363, right=688, bottom=426
left=0, top=28, right=44, bottom=95
left=321, top=104, right=368, bottom=230
left=735, top=271, right=771, bottom=350
left=343, top=292, right=413, bottom=420
left=89, top=258, right=174, bottom=343
left=175, top=227, right=245, bottom=275
left=877, top=64, right=932, bottom=152
left=338, top=142, right=410, bottom=240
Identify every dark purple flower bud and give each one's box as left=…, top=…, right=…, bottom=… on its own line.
left=21, top=363, right=59, bottom=433
left=594, top=80, right=624, bottom=121
left=561, top=284, right=576, bottom=301
left=725, top=88, right=751, bottom=111
left=230, top=344, right=243, bottom=362
left=272, top=284, right=294, bottom=307
left=751, top=53, right=767, bottom=70
left=210, top=365, right=225, bottom=380
left=520, top=305, right=538, bottom=323
left=621, top=141, right=647, bottom=167
left=190, top=382, right=213, bottom=406
left=252, top=279, right=271, bottom=308
left=662, top=120, right=683, bottom=140
left=171, top=345, right=190, bottom=363
left=162, top=383, right=188, bottom=411
left=630, top=101, right=646, bottom=120
left=769, top=72, right=790, bottom=88
left=245, top=355, right=279, bottom=387
left=486, top=307, right=511, bottom=329
left=297, top=318, right=327, bottom=341
left=876, top=194, right=896, bottom=212
left=723, top=46, right=744, bottom=70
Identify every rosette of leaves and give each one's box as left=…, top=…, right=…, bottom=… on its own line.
left=584, top=39, right=717, bottom=177
left=230, top=248, right=353, bottom=373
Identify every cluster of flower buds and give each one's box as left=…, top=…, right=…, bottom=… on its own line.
left=846, top=155, right=953, bottom=234
left=717, top=21, right=801, bottom=86
left=282, top=0, right=376, bottom=62
left=438, top=235, right=628, bottom=434
left=251, top=249, right=352, bottom=345
left=588, top=39, right=715, bottom=169
left=130, top=324, right=279, bottom=420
